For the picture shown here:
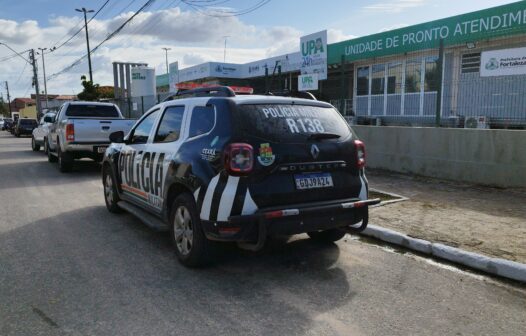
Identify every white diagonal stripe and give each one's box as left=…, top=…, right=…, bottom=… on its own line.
left=200, top=175, right=219, bottom=220
left=241, top=189, right=258, bottom=215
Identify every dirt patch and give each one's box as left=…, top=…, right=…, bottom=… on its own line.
left=367, top=169, right=526, bottom=264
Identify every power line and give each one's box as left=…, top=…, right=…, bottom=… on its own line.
left=48, top=0, right=157, bottom=81
left=181, top=0, right=271, bottom=17
left=50, top=0, right=111, bottom=52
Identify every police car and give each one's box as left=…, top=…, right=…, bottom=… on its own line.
left=102, top=87, right=380, bottom=266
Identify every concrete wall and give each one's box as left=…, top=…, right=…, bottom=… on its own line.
left=353, top=126, right=526, bottom=188
left=18, top=106, right=37, bottom=119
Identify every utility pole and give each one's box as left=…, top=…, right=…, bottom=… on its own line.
left=5, top=81, right=12, bottom=114
left=29, top=49, right=42, bottom=116
left=162, top=47, right=171, bottom=75
left=76, top=7, right=95, bottom=83
left=38, top=47, right=48, bottom=109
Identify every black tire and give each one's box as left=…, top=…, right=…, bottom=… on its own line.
left=31, top=137, right=40, bottom=151
left=170, top=192, right=211, bottom=267
left=43, top=137, right=49, bottom=154
left=103, top=166, right=122, bottom=213
left=307, top=229, right=346, bottom=243
left=47, top=140, right=58, bottom=163
left=57, top=146, right=73, bottom=173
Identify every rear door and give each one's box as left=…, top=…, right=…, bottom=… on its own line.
left=142, top=104, right=187, bottom=213
left=118, top=109, right=160, bottom=207
left=233, top=102, right=363, bottom=208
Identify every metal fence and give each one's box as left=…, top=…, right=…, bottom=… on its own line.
left=109, top=93, right=172, bottom=119
left=334, top=33, right=526, bottom=129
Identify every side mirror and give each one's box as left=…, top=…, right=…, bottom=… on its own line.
left=109, top=131, right=125, bottom=143
left=43, top=116, right=55, bottom=123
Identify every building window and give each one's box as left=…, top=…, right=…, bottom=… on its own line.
left=387, top=62, right=403, bottom=94
left=461, top=53, right=481, bottom=74
left=424, top=56, right=440, bottom=92
left=405, top=58, right=422, bottom=93
left=371, top=64, right=385, bottom=95
left=357, top=66, right=369, bottom=96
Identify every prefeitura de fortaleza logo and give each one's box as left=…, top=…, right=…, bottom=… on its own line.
left=485, top=58, right=499, bottom=70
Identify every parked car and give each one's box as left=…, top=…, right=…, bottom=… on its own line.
left=31, top=112, right=56, bottom=152
left=46, top=102, right=135, bottom=172
left=3, top=118, right=13, bottom=131
left=14, top=118, right=38, bottom=137
left=101, top=87, right=380, bottom=267
left=0, top=118, right=4, bottom=130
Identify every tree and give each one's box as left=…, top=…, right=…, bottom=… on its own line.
left=0, top=97, right=8, bottom=117
left=97, top=86, right=115, bottom=99
left=77, top=78, right=100, bottom=101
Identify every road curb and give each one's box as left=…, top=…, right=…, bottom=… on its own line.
left=361, top=225, right=526, bottom=283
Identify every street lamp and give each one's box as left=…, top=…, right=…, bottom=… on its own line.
left=37, top=47, right=48, bottom=108
left=162, top=47, right=171, bottom=75
left=223, top=36, right=229, bottom=63
left=75, top=7, right=95, bottom=83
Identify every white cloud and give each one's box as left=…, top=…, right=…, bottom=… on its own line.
left=327, top=28, right=356, bottom=43
left=0, top=6, right=307, bottom=97
left=379, top=23, right=409, bottom=32
left=364, top=0, right=427, bottom=13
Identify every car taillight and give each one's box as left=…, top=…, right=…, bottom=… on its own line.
left=66, top=123, right=75, bottom=141
left=354, top=140, right=365, bottom=169
left=224, top=143, right=253, bottom=176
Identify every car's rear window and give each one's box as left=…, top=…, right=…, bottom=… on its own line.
left=20, top=119, right=37, bottom=126
left=66, top=104, right=119, bottom=118
left=235, top=104, right=351, bottom=143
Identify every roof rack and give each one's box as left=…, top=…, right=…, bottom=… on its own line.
left=163, top=86, right=235, bottom=102
left=266, top=90, right=317, bottom=100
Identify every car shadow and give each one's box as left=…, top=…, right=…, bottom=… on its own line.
left=0, top=206, right=354, bottom=335
left=0, top=159, right=102, bottom=191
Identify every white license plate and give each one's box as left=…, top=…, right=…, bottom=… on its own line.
left=294, top=173, right=333, bottom=190
left=97, top=147, right=108, bottom=153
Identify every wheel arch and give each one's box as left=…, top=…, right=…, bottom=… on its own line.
left=165, top=183, right=194, bottom=220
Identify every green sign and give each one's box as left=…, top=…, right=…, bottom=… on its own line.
left=132, top=72, right=146, bottom=80
left=328, top=1, right=526, bottom=64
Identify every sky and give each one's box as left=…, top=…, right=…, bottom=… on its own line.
left=0, top=0, right=519, bottom=98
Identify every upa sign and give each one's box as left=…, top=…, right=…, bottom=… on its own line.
left=300, top=30, right=327, bottom=80
left=298, top=74, right=319, bottom=91
left=481, top=47, right=526, bottom=77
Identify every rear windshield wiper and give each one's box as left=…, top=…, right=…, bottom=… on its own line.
left=306, top=133, right=341, bottom=140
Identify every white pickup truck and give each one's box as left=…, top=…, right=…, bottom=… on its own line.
left=46, top=101, right=135, bottom=172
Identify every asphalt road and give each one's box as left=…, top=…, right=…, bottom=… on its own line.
left=0, top=132, right=525, bottom=336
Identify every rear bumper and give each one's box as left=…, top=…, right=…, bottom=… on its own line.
left=202, top=198, right=380, bottom=242
left=63, top=142, right=110, bottom=158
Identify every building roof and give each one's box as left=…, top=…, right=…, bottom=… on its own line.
left=55, top=95, right=77, bottom=100
left=13, top=98, right=35, bottom=103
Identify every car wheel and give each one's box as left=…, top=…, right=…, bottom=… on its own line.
left=31, top=137, right=40, bottom=151
left=47, top=140, right=58, bottom=163
left=170, top=192, right=211, bottom=267
left=43, top=138, right=48, bottom=154
left=103, top=167, right=122, bottom=213
left=307, top=229, right=346, bottom=243
left=57, top=146, right=73, bottom=173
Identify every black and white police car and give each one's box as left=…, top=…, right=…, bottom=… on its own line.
left=102, top=87, right=380, bottom=266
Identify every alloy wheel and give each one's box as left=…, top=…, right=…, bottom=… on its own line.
left=173, top=206, right=193, bottom=256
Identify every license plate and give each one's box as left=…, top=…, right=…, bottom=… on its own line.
left=294, top=173, right=333, bottom=190
left=96, top=146, right=108, bottom=153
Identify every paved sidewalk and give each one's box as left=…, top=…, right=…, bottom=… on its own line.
left=367, top=169, right=526, bottom=264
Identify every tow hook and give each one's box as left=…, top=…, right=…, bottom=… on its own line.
left=343, top=209, right=369, bottom=234
left=237, top=222, right=267, bottom=251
